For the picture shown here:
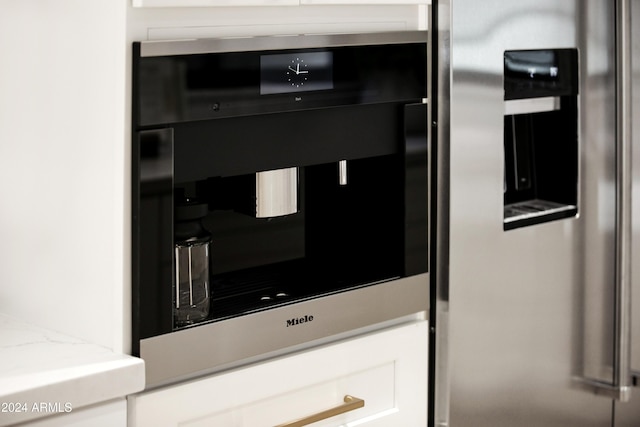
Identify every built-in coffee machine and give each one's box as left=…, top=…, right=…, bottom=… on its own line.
left=132, top=32, right=430, bottom=387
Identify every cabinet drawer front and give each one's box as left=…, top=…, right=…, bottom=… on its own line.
left=183, top=363, right=394, bottom=426
left=130, top=321, right=428, bottom=427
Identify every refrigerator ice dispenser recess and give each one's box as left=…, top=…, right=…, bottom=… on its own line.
left=503, top=49, right=579, bottom=230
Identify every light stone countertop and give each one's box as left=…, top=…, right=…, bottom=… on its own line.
left=0, top=314, right=144, bottom=426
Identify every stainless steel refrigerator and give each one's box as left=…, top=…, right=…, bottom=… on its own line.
left=431, top=0, right=640, bottom=425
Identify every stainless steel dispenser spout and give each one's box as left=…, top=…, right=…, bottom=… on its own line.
left=255, top=167, right=298, bottom=218
left=339, top=160, right=348, bottom=186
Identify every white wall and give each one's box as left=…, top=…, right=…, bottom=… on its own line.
left=0, top=1, right=127, bottom=352
left=0, top=0, right=426, bottom=355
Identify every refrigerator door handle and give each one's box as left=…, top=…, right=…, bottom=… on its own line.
left=588, top=0, right=634, bottom=403
left=580, top=0, right=634, bottom=403
left=611, top=0, right=634, bottom=403
left=580, top=0, right=634, bottom=402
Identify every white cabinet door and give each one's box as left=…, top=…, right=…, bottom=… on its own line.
left=132, top=0, right=297, bottom=7
left=300, top=0, right=429, bottom=4
left=19, top=400, right=126, bottom=427
left=130, top=321, right=428, bottom=427
left=132, top=0, right=428, bottom=7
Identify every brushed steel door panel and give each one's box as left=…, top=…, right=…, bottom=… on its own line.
left=630, top=0, right=640, bottom=384
left=449, top=0, right=616, bottom=425
left=616, top=391, right=640, bottom=427
left=615, top=0, right=640, bottom=423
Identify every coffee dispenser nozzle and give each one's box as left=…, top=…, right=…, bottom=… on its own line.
left=255, top=167, right=298, bottom=218
left=338, top=160, right=348, bottom=186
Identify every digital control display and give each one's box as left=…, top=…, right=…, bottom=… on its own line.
left=135, top=41, right=426, bottom=125
left=505, top=50, right=560, bottom=80
left=504, top=49, right=578, bottom=100
left=260, top=51, right=333, bottom=95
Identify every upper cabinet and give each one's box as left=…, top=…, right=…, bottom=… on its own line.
left=133, top=0, right=296, bottom=6
left=301, top=0, right=428, bottom=3
left=132, top=0, right=429, bottom=7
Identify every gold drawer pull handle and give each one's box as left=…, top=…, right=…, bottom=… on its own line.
left=275, top=395, right=365, bottom=427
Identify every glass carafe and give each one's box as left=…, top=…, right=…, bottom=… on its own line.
left=174, top=199, right=211, bottom=327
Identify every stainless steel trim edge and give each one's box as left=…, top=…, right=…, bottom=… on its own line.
left=504, top=202, right=577, bottom=224
left=504, top=97, right=561, bottom=116
left=574, top=377, right=632, bottom=401
left=432, top=1, right=452, bottom=426
left=140, top=273, right=429, bottom=388
left=610, top=0, right=634, bottom=403
left=139, top=31, right=429, bottom=58
left=581, top=0, right=633, bottom=403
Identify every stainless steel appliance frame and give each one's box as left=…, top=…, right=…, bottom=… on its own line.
left=142, top=275, right=428, bottom=387
left=429, top=1, right=452, bottom=426
left=137, top=31, right=430, bottom=58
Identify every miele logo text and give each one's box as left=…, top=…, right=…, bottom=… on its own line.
left=286, top=315, right=314, bottom=327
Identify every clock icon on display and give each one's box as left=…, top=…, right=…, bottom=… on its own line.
left=260, top=51, right=333, bottom=95
left=286, top=58, right=309, bottom=88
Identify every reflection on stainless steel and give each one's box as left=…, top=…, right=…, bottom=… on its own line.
left=631, top=0, right=640, bottom=396
left=256, top=167, right=298, bottom=218
left=611, top=0, right=633, bottom=403
left=614, top=0, right=640, bottom=422
left=431, top=1, right=452, bottom=426
left=338, top=160, right=348, bottom=186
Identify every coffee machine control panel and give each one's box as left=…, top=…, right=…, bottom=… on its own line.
left=134, top=40, right=426, bottom=125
